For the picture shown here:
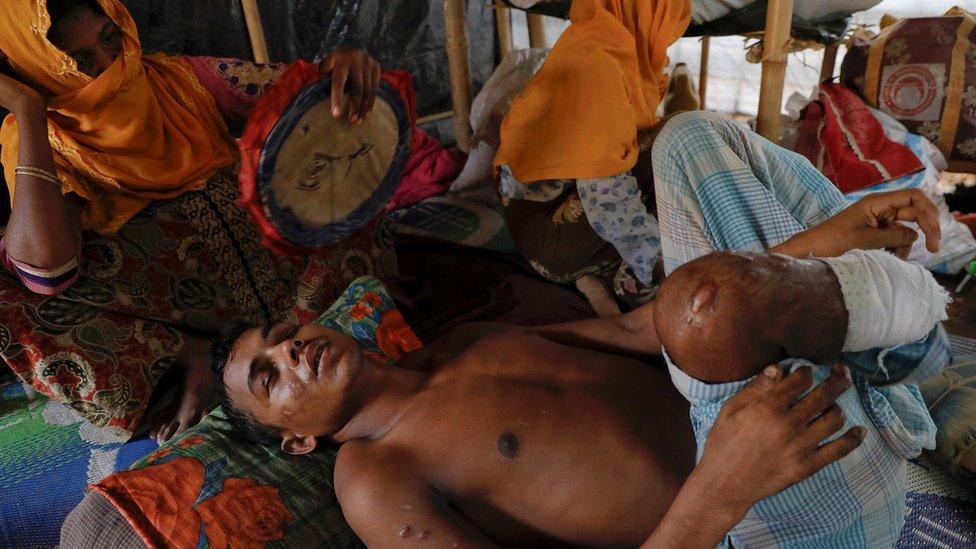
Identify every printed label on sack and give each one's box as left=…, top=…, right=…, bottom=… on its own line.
left=879, top=64, right=946, bottom=121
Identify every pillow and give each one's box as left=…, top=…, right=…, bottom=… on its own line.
left=919, top=356, right=976, bottom=488
left=90, top=276, right=422, bottom=548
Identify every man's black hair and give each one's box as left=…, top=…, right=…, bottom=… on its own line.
left=211, top=319, right=284, bottom=447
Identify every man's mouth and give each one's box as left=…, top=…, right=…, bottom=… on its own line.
left=304, top=339, right=331, bottom=379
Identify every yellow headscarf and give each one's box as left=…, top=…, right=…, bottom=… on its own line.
left=495, top=0, right=690, bottom=183
left=0, top=0, right=237, bottom=234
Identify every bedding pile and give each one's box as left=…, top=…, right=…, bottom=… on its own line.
left=793, top=84, right=976, bottom=274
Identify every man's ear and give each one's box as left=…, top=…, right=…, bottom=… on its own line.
left=281, top=432, right=318, bottom=455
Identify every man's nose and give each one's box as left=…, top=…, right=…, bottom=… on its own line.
left=275, top=338, right=305, bottom=370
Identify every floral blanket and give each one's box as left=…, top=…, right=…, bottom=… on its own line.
left=0, top=169, right=394, bottom=440
left=92, top=276, right=419, bottom=548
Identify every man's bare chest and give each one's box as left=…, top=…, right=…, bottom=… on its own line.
left=378, top=369, right=694, bottom=544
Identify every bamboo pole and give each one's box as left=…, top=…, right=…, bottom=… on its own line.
left=756, top=0, right=794, bottom=143
left=527, top=13, right=547, bottom=49
left=443, top=0, right=473, bottom=152
left=699, top=36, right=711, bottom=110
left=241, top=0, right=270, bottom=64
left=819, top=42, right=839, bottom=82
left=418, top=111, right=454, bottom=125
left=495, top=3, right=514, bottom=62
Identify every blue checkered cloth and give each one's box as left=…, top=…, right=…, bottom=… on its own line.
left=666, top=326, right=947, bottom=548
left=652, top=111, right=950, bottom=547
left=652, top=111, right=848, bottom=276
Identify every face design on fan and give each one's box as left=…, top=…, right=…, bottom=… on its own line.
left=271, top=97, right=398, bottom=228
left=296, top=143, right=375, bottom=192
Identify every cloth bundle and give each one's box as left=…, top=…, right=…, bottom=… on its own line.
left=795, top=83, right=924, bottom=194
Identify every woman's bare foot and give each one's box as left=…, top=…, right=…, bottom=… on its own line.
left=149, top=335, right=216, bottom=443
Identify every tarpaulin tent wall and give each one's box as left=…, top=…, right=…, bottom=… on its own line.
left=0, top=0, right=496, bottom=223
left=127, top=0, right=494, bottom=119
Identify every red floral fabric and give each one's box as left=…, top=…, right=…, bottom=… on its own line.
left=0, top=169, right=394, bottom=439
left=94, top=457, right=206, bottom=548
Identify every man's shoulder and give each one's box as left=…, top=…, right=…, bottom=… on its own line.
left=334, top=440, right=436, bottom=522
left=335, top=441, right=422, bottom=495
left=336, top=440, right=412, bottom=474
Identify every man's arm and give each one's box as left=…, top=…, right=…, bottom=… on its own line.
left=531, top=303, right=662, bottom=360
left=641, top=364, right=864, bottom=548
left=439, top=191, right=943, bottom=363
left=427, top=304, right=663, bottom=364
left=335, top=442, right=499, bottom=548
left=525, top=188, right=943, bottom=360
left=771, top=189, right=940, bottom=260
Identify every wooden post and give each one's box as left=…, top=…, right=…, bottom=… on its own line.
left=495, top=3, right=513, bottom=62
left=756, top=0, right=794, bottom=143
left=699, top=36, right=711, bottom=110
left=527, top=13, right=547, bottom=49
left=444, top=0, right=473, bottom=152
left=241, top=0, right=270, bottom=64
left=819, top=42, right=839, bottom=82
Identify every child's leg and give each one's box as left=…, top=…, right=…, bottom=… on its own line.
left=577, top=173, right=660, bottom=285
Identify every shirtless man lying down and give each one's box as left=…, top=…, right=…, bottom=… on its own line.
left=212, top=244, right=947, bottom=547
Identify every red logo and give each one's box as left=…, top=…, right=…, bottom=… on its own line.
left=882, top=65, right=939, bottom=117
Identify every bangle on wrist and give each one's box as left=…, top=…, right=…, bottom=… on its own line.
left=15, top=165, right=62, bottom=188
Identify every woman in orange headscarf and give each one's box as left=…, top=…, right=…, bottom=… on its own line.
left=0, top=0, right=385, bottom=442
left=494, top=0, right=692, bottom=312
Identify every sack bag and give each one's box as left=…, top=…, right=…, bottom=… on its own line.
left=841, top=7, right=976, bottom=173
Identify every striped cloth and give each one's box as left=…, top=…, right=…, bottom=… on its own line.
left=652, top=110, right=847, bottom=276
left=667, top=333, right=946, bottom=548
left=653, top=111, right=950, bottom=547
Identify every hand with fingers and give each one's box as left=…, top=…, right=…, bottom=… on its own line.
left=0, top=50, right=45, bottom=117
left=640, top=363, right=869, bottom=548
left=147, top=335, right=217, bottom=443
left=810, top=189, right=941, bottom=259
left=318, top=45, right=381, bottom=126
left=696, top=363, right=865, bottom=516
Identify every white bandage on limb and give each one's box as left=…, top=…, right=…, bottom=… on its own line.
left=818, top=249, right=950, bottom=353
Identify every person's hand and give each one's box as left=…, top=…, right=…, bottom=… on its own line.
left=0, top=50, right=44, bottom=116
left=693, top=363, right=866, bottom=520
left=806, top=189, right=940, bottom=259
left=318, top=45, right=381, bottom=126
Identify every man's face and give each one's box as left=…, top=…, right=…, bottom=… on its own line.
left=222, top=322, right=369, bottom=443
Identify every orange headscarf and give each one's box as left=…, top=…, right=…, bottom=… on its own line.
left=494, top=0, right=690, bottom=183
left=0, top=0, right=237, bottom=234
